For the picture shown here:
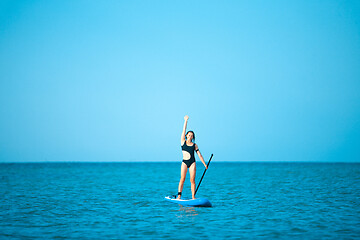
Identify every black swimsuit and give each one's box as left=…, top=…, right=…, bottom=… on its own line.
left=182, top=141, right=198, bottom=168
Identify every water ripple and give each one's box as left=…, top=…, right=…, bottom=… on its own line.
left=1, top=162, right=360, bottom=239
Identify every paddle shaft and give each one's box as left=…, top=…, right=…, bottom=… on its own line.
left=195, top=154, right=213, bottom=196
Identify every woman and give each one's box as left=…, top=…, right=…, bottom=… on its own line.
left=177, top=115, right=207, bottom=199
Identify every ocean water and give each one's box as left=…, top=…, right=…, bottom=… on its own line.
left=1, top=162, right=360, bottom=239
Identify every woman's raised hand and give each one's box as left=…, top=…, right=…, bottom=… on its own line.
left=184, top=115, right=189, bottom=121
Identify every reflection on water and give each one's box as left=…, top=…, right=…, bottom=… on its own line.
left=176, top=206, right=199, bottom=218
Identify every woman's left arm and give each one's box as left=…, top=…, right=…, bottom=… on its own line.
left=195, top=144, right=208, bottom=169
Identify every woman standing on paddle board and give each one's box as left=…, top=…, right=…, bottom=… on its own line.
left=177, top=115, right=207, bottom=199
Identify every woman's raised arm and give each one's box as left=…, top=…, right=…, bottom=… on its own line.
left=181, top=115, right=189, bottom=143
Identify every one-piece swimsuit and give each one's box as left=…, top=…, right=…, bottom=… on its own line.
left=182, top=141, right=197, bottom=168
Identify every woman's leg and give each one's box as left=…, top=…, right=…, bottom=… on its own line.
left=189, top=162, right=196, bottom=199
left=177, top=162, right=188, bottom=199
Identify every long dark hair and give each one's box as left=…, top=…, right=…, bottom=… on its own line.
left=185, top=130, right=195, bottom=142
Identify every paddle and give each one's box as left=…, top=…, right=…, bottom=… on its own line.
left=195, top=154, right=213, bottom=196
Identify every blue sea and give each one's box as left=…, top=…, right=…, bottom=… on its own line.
left=1, top=162, right=360, bottom=239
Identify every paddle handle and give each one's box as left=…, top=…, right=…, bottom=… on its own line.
left=195, top=154, right=213, bottom=196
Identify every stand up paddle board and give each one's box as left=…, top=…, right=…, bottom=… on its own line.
left=164, top=196, right=212, bottom=207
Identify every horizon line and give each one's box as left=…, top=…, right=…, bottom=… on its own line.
left=1, top=160, right=359, bottom=164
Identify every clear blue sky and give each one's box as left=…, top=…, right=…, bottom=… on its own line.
left=1, top=1, right=359, bottom=162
